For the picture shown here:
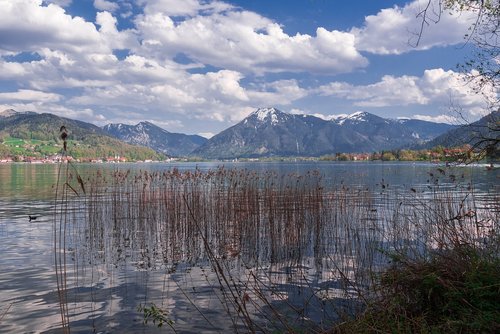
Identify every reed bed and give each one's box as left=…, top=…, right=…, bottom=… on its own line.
left=54, top=166, right=498, bottom=333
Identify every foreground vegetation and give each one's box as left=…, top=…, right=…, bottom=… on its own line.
left=333, top=241, right=499, bottom=333
left=51, top=163, right=499, bottom=333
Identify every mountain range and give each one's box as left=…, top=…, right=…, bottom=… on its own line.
left=103, top=121, right=206, bottom=157
left=2, top=107, right=493, bottom=160
left=191, top=108, right=456, bottom=159
left=0, top=109, right=163, bottom=161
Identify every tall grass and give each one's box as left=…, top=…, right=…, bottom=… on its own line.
left=53, top=166, right=498, bottom=332
left=53, top=126, right=87, bottom=334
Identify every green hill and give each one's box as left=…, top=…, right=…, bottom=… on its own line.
left=0, top=110, right=165, bottom=161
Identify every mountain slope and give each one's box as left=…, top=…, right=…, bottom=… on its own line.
left=397, top=118, right=457, bottom=141
left=192, top=108, right=457, bottom=159
left=425, top=110, right=499, bottom=155
left=0, top=110, right=164, bottom=161
left=0, top=110, right=107, bottom=140
left=103, top=121, right=207, bottom=157
left=331, top=111, right=417, bottom=148
left=331, top=112, right=457, bottom=146
left=0, top=109, right=37, bottom=118
left=192, top=108, right=379, bottom=159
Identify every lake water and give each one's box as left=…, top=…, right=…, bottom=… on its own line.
left=0, top=162, right=498, bottom=333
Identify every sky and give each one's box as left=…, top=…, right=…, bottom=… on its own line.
left=0, top=0, right=495, bottom=138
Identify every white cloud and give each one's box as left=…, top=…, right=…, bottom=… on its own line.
left=0, top=60, right=29, bottom=77
left=149, top=119, right=184, bottom=130
left=352, top=0, right=475, bottom=54
left=247, top=80, right=308, bottom=106
left=0, top=0, right=103, bottom=55
left=93, top=0, right=119, bottom=12
left=197, top=132, right=214, bottom=139
left=0, top=0, right=493, bottom=134
left=121, top=55, right=182, bottom=82
left=151, top=84, right=203, bottom=106
left=138, top=0, right=233, bottom=17
left=134, top=8, right=368, bottom=75
left=267, top=108, right=349, bottom=122
left=317, top=75, right=428, bottom=107
left=0, top=89, right=61, bottom=102
left=96, top=11, right=138, bottom=50
left=45, top=104, right=107, bottom=121
left=317, top=68, right=493, bottom=117
left=412, top=114, right=459, bottom=124
left=289, top=108, right=312, bottom=115
left=310, top=113, right=344, bottom=121
left=419, top=68, right=494, bottom=109
left=189, top=70, right=249, bottom=102
left=0, top=1, right=136, bottom=70
left=69, top=68, right=307, bottom=123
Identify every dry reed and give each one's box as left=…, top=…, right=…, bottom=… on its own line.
left=53, top=166, right=498, bottom=333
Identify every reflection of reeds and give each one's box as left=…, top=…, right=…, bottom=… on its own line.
left=53, top=126, right=86, bottom=334
left=55, top=165, right=498, bottom=332
left=0, top=303, right=13, bottom=323
left=53, top=127, right=70, bottom=334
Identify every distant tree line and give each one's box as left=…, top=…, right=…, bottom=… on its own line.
left=320, top=145, right=478, bottom=162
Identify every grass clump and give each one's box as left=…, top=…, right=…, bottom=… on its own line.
left=333, top=243, right=500, bottom=333
left=137, top=303, right=175, bottom=329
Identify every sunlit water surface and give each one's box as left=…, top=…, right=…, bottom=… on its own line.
left=0, top=162, right=498, bottom=333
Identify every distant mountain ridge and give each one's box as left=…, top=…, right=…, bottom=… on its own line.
left=331, top=111, right=455, bottom=142
left=396, top=118, right=458, bottom=142
left=191, top=108, right=457, bottom=159
left=424, top=110, right=499, bottom=155
left=103, top=121, right=207, bottom=157
left=0, top=109, right=37, bottom=118
left=191, top=107, right=370, bottom=158
left=1, top=108, right=465, bottom=160
left=0, top=110, right=108, bottom=140
left=0, top=110, right=164, bottom=161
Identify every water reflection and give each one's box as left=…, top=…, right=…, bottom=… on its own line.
left=0, top=162, right=498, bottom=333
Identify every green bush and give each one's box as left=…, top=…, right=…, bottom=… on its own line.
left=333, top=245, right=500, bottom=333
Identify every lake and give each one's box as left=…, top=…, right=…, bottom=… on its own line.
left=0, top=161, right=498, bottom=333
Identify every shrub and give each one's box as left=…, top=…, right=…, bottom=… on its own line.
left=333, top=244, right=500, bottom=333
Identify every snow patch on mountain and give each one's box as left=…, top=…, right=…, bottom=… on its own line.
left=330, top=111, right=369, bottom=125
left=191, top=107, right=458, bottom=159
left=312, top=113, right=346, bottom=121
left=255, top=107, right=275, bottom=120
left=253, top=107, right=280, bottom=125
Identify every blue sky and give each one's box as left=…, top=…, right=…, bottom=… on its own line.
left=0, top=0, right=494, bottom=137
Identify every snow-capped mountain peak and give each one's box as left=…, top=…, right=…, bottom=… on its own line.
left=191, top=106, right=459, bottom=159
left=329, top=111, right=370, bottom=125
left=348, top=111, right=369, bottom=120
left=254, top=107, right=277, bottom=119
left=251, top=107, right=286, bottom=125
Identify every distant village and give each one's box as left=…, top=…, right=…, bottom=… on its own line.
left=0, top=145, right=474, bottom=164
left=0, top=155, right=187, bottom=164
left=0, top=155, right=126, bottom=164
